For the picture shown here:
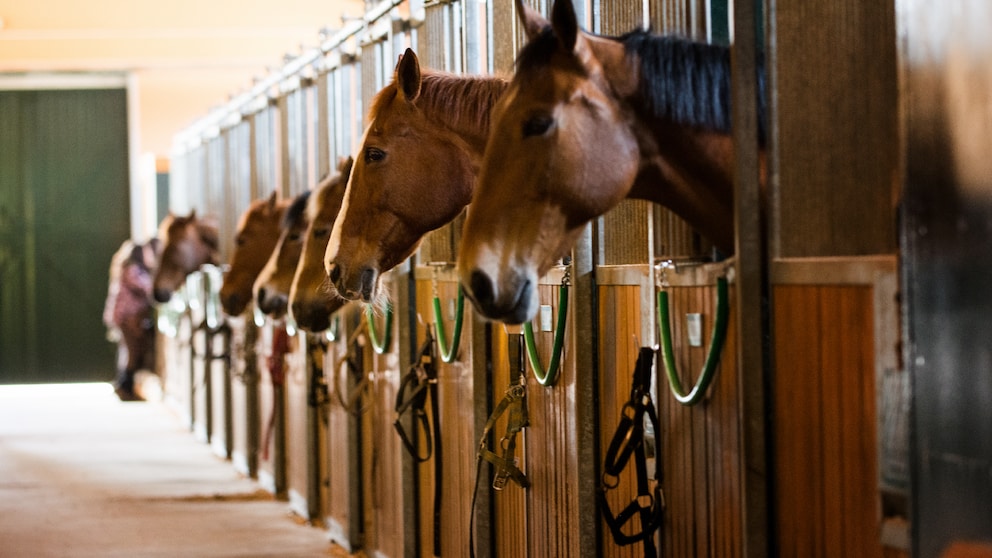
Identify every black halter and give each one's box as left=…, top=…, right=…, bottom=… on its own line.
left=599, top=346, right=664, bottom=556
left=394, top=330, right=443, bottom=556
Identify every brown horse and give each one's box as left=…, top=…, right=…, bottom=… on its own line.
left=289, top=157, right=353, bottom=332
left=324, top=49, right=507, bottom=303
left=458, top=0, right=766, bottom=323
left=219, top=192, right=291, bottom=316
left=152, top=211, right=220, bottom=303
left=253, top=189, right=312, bottom=317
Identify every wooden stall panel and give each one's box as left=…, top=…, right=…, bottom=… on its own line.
left=256, top=319, right=287, bottom=497
left=772, top=258, right=908, bottom=556
left=657, top=281, right=740, bottom=557
left=323, top=306, right=364, bottom=551
left=598, top=271, right=741, bottom=557
left=488, top=270, right=579, bottom=557
left=489, top=325, right=529, bottom=558
left=284, top=330, right=313, bottom=518
left=412, top=274, right=477, bottom=556
left=228, top=316, right=260, bottom=479
left=362, top=296, right=406, bottom=558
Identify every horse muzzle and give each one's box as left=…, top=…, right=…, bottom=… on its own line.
left=327, top=262, right=377, bottom=303
left=462, top=267, right=537, bottom=324
left=256, top=287, right=288, bottom=317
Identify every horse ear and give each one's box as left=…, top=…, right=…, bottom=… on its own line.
left=266, top=191, right=278, bottom=211
left=396, top=48, right=421, bottom=103
left=551, top=0, right=578, bottom=52
left=198, top=220, right=219, bottom=251
left=338, top=155, right=354, bottom=174
left=516, top=0, right=549, bottom=40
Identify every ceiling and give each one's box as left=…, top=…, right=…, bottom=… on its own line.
left=0, top=0, right=365, bottom=158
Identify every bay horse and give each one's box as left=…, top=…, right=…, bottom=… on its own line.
left=457, top=0, right=766, bottom=323
left=152, top=211, right=220, bottom=303
left=324, top=49, right=507, bottom=303
left=219, top=192, right=291, bottom=316
left=288, top=156, right=353, bottom=332
left=253, top=189, right=312, bottom=317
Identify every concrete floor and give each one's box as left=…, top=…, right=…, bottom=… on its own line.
left=0, top=383, right=351, bottom=558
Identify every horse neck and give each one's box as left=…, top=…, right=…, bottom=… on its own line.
left=416, top=73, right=508, bottom=155
left=626, top=117, right=737, bottom=251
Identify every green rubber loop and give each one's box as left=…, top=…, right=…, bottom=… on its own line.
left=657, top=276, right=729, bottom=406
left=523, top=284, right=569, bottom=386
left=432, top=286, right=464, bottom=363
left=366, top=303, right=393, bottom=354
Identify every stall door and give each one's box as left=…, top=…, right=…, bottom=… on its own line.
left=0, top=88, right=130, bottom=384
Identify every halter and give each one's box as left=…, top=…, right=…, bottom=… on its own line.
left=470, top=331, right=530, bottom=558
left=655, top=259, right=731, bottom=406
left=393, top=330, right=443, bottom=556
left=330, top=317, right=371, bottom=416
left=599, top=346, right=664, bottom=556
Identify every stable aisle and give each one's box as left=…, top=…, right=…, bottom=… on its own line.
left=0, top=383, right=343, bottom=558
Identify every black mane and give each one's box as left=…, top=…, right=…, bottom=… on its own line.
left=513, top=27, right=767, bottom=142
left=620, top=31, right=766, bottom=142
left=283, top=190, right=312, bottom=229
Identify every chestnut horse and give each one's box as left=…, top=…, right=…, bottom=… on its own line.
left=458, top=0, right=766, bottom=323
left=254, top=190, right=311, bottom=317
left=152, top=211, right=220, bottom=303
left=219, top=192, right=291, bottom=316
left=289, top=156, right=353, bottom=332
left=324, top=49, right=507, bottom=303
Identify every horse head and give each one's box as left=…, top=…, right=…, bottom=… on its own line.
left=458, top=0, right=639, bottom=323
left=325, top=49, right=500, bottom=304
left=219, top=192, right=289, bottom=316
left=253, top=190, right=311, bottom=318
left=153, top=211, right=220, bottom=303
left=289, top=157, right=353, bottom=332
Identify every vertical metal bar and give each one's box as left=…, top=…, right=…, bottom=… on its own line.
left=573, top=223, right=602, bottom=557
left=731, top=0, right=769, bottom=555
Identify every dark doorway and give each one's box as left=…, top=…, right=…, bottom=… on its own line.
left=0, top=88, right=131, bottom=384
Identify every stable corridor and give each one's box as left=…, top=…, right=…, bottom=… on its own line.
left=0, top=383, right=346, bottom=558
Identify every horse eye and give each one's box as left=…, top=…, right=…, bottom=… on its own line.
left=288, top=233, right=301, bottom=242
left=235, top=236, right=246, bottom=247
left=365, top=147, right=385, bottom=163
left=522, top=114, right=554, bottom=137
left=313, top=228, right=330, bottom=238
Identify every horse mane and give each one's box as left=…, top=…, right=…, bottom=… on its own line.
left=370, top=72, right=507, bottom=137
left=515, top=28, right=766, bottom=143
left=283, top=190, right=312, bottom=229
left=620, top=31, right=767, bottom=142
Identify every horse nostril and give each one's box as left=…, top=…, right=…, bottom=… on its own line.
left=256, top=288, right=267, bottom=305
left=154, top=288, right=171, bottom=303
left=327, top=263, right=341, bottom=285
left=469, top=269, right=495, bottom=309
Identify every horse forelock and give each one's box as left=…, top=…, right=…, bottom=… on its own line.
left=620, top=31, right=767, bottom=142
left=283, top=190, right=312, bottom=230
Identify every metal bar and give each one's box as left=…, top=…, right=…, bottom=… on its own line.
left=731, top=0, right=769, bottom=554
left=173, top=0, right=409, bottom=151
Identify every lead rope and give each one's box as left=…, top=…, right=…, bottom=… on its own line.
left=394, top=330, right=443, bottom=556
left=599, top=346, right=663, bottom=556
left=262, top=322, right=290, bottom=461
left=330, top=318, right=370, bottom=416
left=470, top=332, right=529, bottom=558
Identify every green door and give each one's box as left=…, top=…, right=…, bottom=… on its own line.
left=0, top=88, right=131, bottom=384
